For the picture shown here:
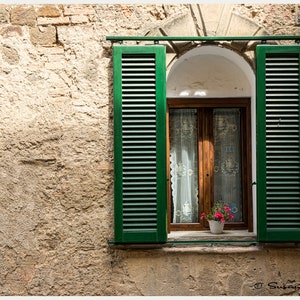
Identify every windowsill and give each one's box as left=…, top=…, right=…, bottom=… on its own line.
left=108, top=232, right=300, bottom=250
left=108, top=230, right=257, bottom=250
left=168, top=230, right=257, bottom=242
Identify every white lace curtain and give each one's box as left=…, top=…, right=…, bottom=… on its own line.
left=213, top=108, right=242, bottom=222
left=170, top=108, right=243, bottom=224
left=170, top=109, right=199, bottom=223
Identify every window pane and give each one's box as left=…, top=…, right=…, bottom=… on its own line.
left=170, top=109, right=199, bottom=223
left=213, top=108, right=243, bottom=222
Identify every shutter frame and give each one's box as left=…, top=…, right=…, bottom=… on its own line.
left=113, top=45, right=167, bottom=243
left=257, top=45, right=300, bottom=242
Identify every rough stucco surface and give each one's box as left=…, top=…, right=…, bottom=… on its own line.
left=116, top=246, right=300, bottom=296
left=0, top=3, right=300, bottom=296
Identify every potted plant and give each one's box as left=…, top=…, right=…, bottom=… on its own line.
left=200, top=203, right=234, bottom=234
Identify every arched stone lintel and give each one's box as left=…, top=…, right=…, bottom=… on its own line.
left=166, top=45, right=254, bottom=98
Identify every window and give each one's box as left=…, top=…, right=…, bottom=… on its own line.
left=167, top=98, right=252, bottom=232
left=112, top=43, right=300, bottom=244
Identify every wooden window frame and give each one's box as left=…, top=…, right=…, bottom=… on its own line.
left=167, top=97, right=253, bottom=232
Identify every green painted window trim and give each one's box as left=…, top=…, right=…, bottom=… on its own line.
left=113, top=45, right=167, bottom=243
left=257, top=45, right=300, bottom=242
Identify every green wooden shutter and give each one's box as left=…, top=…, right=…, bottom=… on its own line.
left=113, top=45, right=167, bottom=243
left=257, top=45, right=300, bottom=242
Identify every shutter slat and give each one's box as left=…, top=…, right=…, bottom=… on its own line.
left=266, top=78, right=298, bottom=81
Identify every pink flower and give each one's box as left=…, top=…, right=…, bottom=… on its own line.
left=214, top=212, right=225, bottom=222
left=224, top=206, right=231, bottom=213
left=200, top=202, right=235, bottom=223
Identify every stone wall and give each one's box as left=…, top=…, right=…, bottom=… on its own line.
left=0, top=4, right=300, bottom=296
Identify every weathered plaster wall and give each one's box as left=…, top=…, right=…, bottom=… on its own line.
left=0, top=4, right=300, bottom=296
left=114, top=246, right=300, bottom=296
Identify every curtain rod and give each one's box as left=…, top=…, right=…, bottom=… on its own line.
left=106, top=35, right=300, bottom=43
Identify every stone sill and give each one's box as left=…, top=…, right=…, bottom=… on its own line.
left=168, top=230, right=256, bottom=242
left=109, top=230, right=258, bottom=250
left=109, top=231, right=300, bottom=250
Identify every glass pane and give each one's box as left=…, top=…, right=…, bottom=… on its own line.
left=169, top=109, right=199, bottom=223
left=213, top=108, right=243, bottom=222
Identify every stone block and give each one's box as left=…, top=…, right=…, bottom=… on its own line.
left=37, top=16, right=70, bottom=26
left=160, top=12, right=197, bottom=37
left=226, top=12, right=260, bottom=36
left=29, top=26, right=56, bottom=46
left=37, top=5, right=61, bottom=17
left=200, top=4, right=231, bottom=35
left=63, top=5, right=94, bottom=16
left=10, top=6, right=36, bottom=26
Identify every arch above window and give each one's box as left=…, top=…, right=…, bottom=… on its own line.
left=167, top=45, right=254, bottom=98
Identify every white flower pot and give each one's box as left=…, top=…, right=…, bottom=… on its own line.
left=208, top=220, right=224, bottom=234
